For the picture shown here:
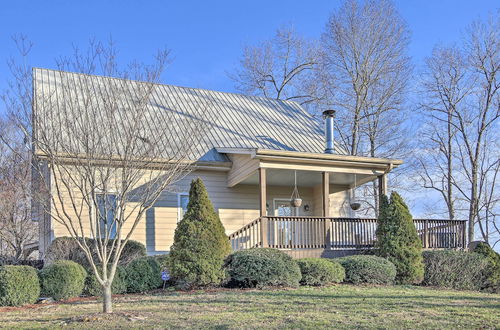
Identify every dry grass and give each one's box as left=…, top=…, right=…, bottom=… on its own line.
left=0, top=285, right=498, bottom=329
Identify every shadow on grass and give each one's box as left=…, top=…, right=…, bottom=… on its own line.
left=104, top=295, right=499, bottom=312
left=245, top=290, right=500, bottom=303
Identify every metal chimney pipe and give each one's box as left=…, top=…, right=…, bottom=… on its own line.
left=323, top=110, right=336, bottom=154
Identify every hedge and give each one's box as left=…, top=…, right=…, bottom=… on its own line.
left=0, top=265, right=40, bottom=306
left=337, top=255, right=396, bottom=285
left=45, top=237, right=146, bottom=268
left=422, top=250, right=489, bottom=291
left=472, top=242, right=500, bottom=293
left=225, top=248, right=301, bottom=288
left=40, top=260, right=87, bottom=300
left=125, top=256, right=162, bottom=293
left=297, top=258, right=345, bottom=286
left=84, top=265, right=127, bottom=296
left=0, top=257, right=44, bottom=269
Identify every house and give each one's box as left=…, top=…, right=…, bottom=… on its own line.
left=32, top=68, right=466, bottom=259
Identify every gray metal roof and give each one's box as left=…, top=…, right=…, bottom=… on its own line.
left=33, top=68, right=345, bottom=161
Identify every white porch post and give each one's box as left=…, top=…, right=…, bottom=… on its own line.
left=259, top=168, right=268, bottom=247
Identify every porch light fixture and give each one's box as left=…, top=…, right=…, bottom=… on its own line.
left=350, top=174, right=361, bottom=211
left=290, top=170, right=302, bottom=208
left=304, top=204, right=310, bottom=212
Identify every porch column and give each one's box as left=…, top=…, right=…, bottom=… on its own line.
left=378, top=174, right=387, bottom=207
left=259, top=168, right=267, bottom=217
left=322, top=172, right=330, bottom=248
left=259, top=168, right=268, bottom=247
left=322, top=172, right=330, bottom=216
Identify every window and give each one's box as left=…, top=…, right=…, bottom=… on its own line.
left=96, top=193, right=117, bottom=239
left=178, top=193, right=189, bottom=221
left=274, top=199, right=299, bottom=216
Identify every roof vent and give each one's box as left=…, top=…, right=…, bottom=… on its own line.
left=322, top=110, right=336, bottom=154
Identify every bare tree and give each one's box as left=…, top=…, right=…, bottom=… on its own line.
left=418, top=16, right=499, bottom=244
left=320, top=0, right=412, bottom=214
left=0, top=119, right=37, bottom=261
left=1, top=38, right=211, bottom=313
left=417, top=45, right=472, bottom=220
left=229, top=25, right=324, bottom=113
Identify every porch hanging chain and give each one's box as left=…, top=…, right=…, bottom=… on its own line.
left=290, top=170, right=302, bottom=207
left=291, top=170, right=300, bottom=200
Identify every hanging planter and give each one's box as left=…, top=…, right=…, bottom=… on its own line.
left=291, top=198, right=302, bottom=208
left=290, top=170, right=302, bottom=208
left=350, top=202, right=361, bottom=210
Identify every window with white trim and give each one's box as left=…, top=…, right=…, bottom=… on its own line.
left=178, top=193, right=189, bottom=222
left=96, top=193, right=117, bottom=239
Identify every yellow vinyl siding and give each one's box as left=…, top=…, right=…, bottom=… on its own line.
left=47, top=168, right=350, bottom=255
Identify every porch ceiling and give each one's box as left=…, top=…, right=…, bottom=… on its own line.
left=238, top=169, right=375, bottom=187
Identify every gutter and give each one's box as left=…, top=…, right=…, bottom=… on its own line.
left=252, top=149, right=403, bottom=172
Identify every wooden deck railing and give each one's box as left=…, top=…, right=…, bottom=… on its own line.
left=229, top=217, right=263, bottom=251
left=229, top=216, right=467, bottom=251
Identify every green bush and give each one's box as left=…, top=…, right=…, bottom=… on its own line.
left=84, top=265, right=127, bottom=296
left=169, top=178, right=231, bottom=288
left=125, top=256, right=162, bottom=293
left=422, top=250, right=489, bottom=291
left=375, top=192, right=424, bottom=284
left=224, top=248, right=301, bottom=288
left=472, top=242, right=500, bottom=293
left=40, top=260, right=87, bottom=300
left=337, top=255, right=396, bottom=285
left=155, top=254, right=170, bottom=270
left=297, top=258, right=345, bottom=286
left=45, top=238, right=146, bottom=268
left=0, top=265, right=40, bottom=306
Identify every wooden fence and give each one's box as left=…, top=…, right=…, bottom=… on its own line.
left=229, top=216, right=467, bottom=251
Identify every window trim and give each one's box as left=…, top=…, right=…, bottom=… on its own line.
left=94, top=191, right=119, bottom=239
left=177, top=192, right=189, bottom=222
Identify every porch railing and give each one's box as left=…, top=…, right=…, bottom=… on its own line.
left=229, top=216, right=467, bottom=251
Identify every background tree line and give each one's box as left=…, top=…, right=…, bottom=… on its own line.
left=229, top=0, right=499, bottom=247
left=0, top=0, right=498, bottom=265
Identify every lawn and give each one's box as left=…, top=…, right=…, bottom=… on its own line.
left=0, top=285, right=498, bottom=329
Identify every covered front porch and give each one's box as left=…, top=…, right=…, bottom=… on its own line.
left=221, top=148, right=466, bottom=257
left=229, top=216, right=467, bottom=258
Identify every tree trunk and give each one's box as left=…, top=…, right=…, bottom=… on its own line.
left=446, top=112, right=454, bottom=220
left=468, top=166, right=478, bottom=244
left=103, top=284, right=113, bottom=313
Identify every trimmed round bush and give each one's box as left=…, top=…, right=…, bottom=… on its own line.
left=125, top=256, right=162, bottom=293
left=472, top=242, right=500, bottom=293
left=0, top=265, right=40, bottom=306
left=40, top=260, right=87, bottom=300
left=46, top=237, right=146, bottom=268
left=224, top=248, right=301, bottom=288
left=297, top=258, right=345, bottom=286
left=337, top=255, right=396, bottom=285
left=422, top=250, right=489, bottom=291
left=84, top=265, right=127, bottom=296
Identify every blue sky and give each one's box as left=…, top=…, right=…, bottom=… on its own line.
left=0, top=0, right=498, bottom=96
left=0, top=1, right=498, bottom=221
